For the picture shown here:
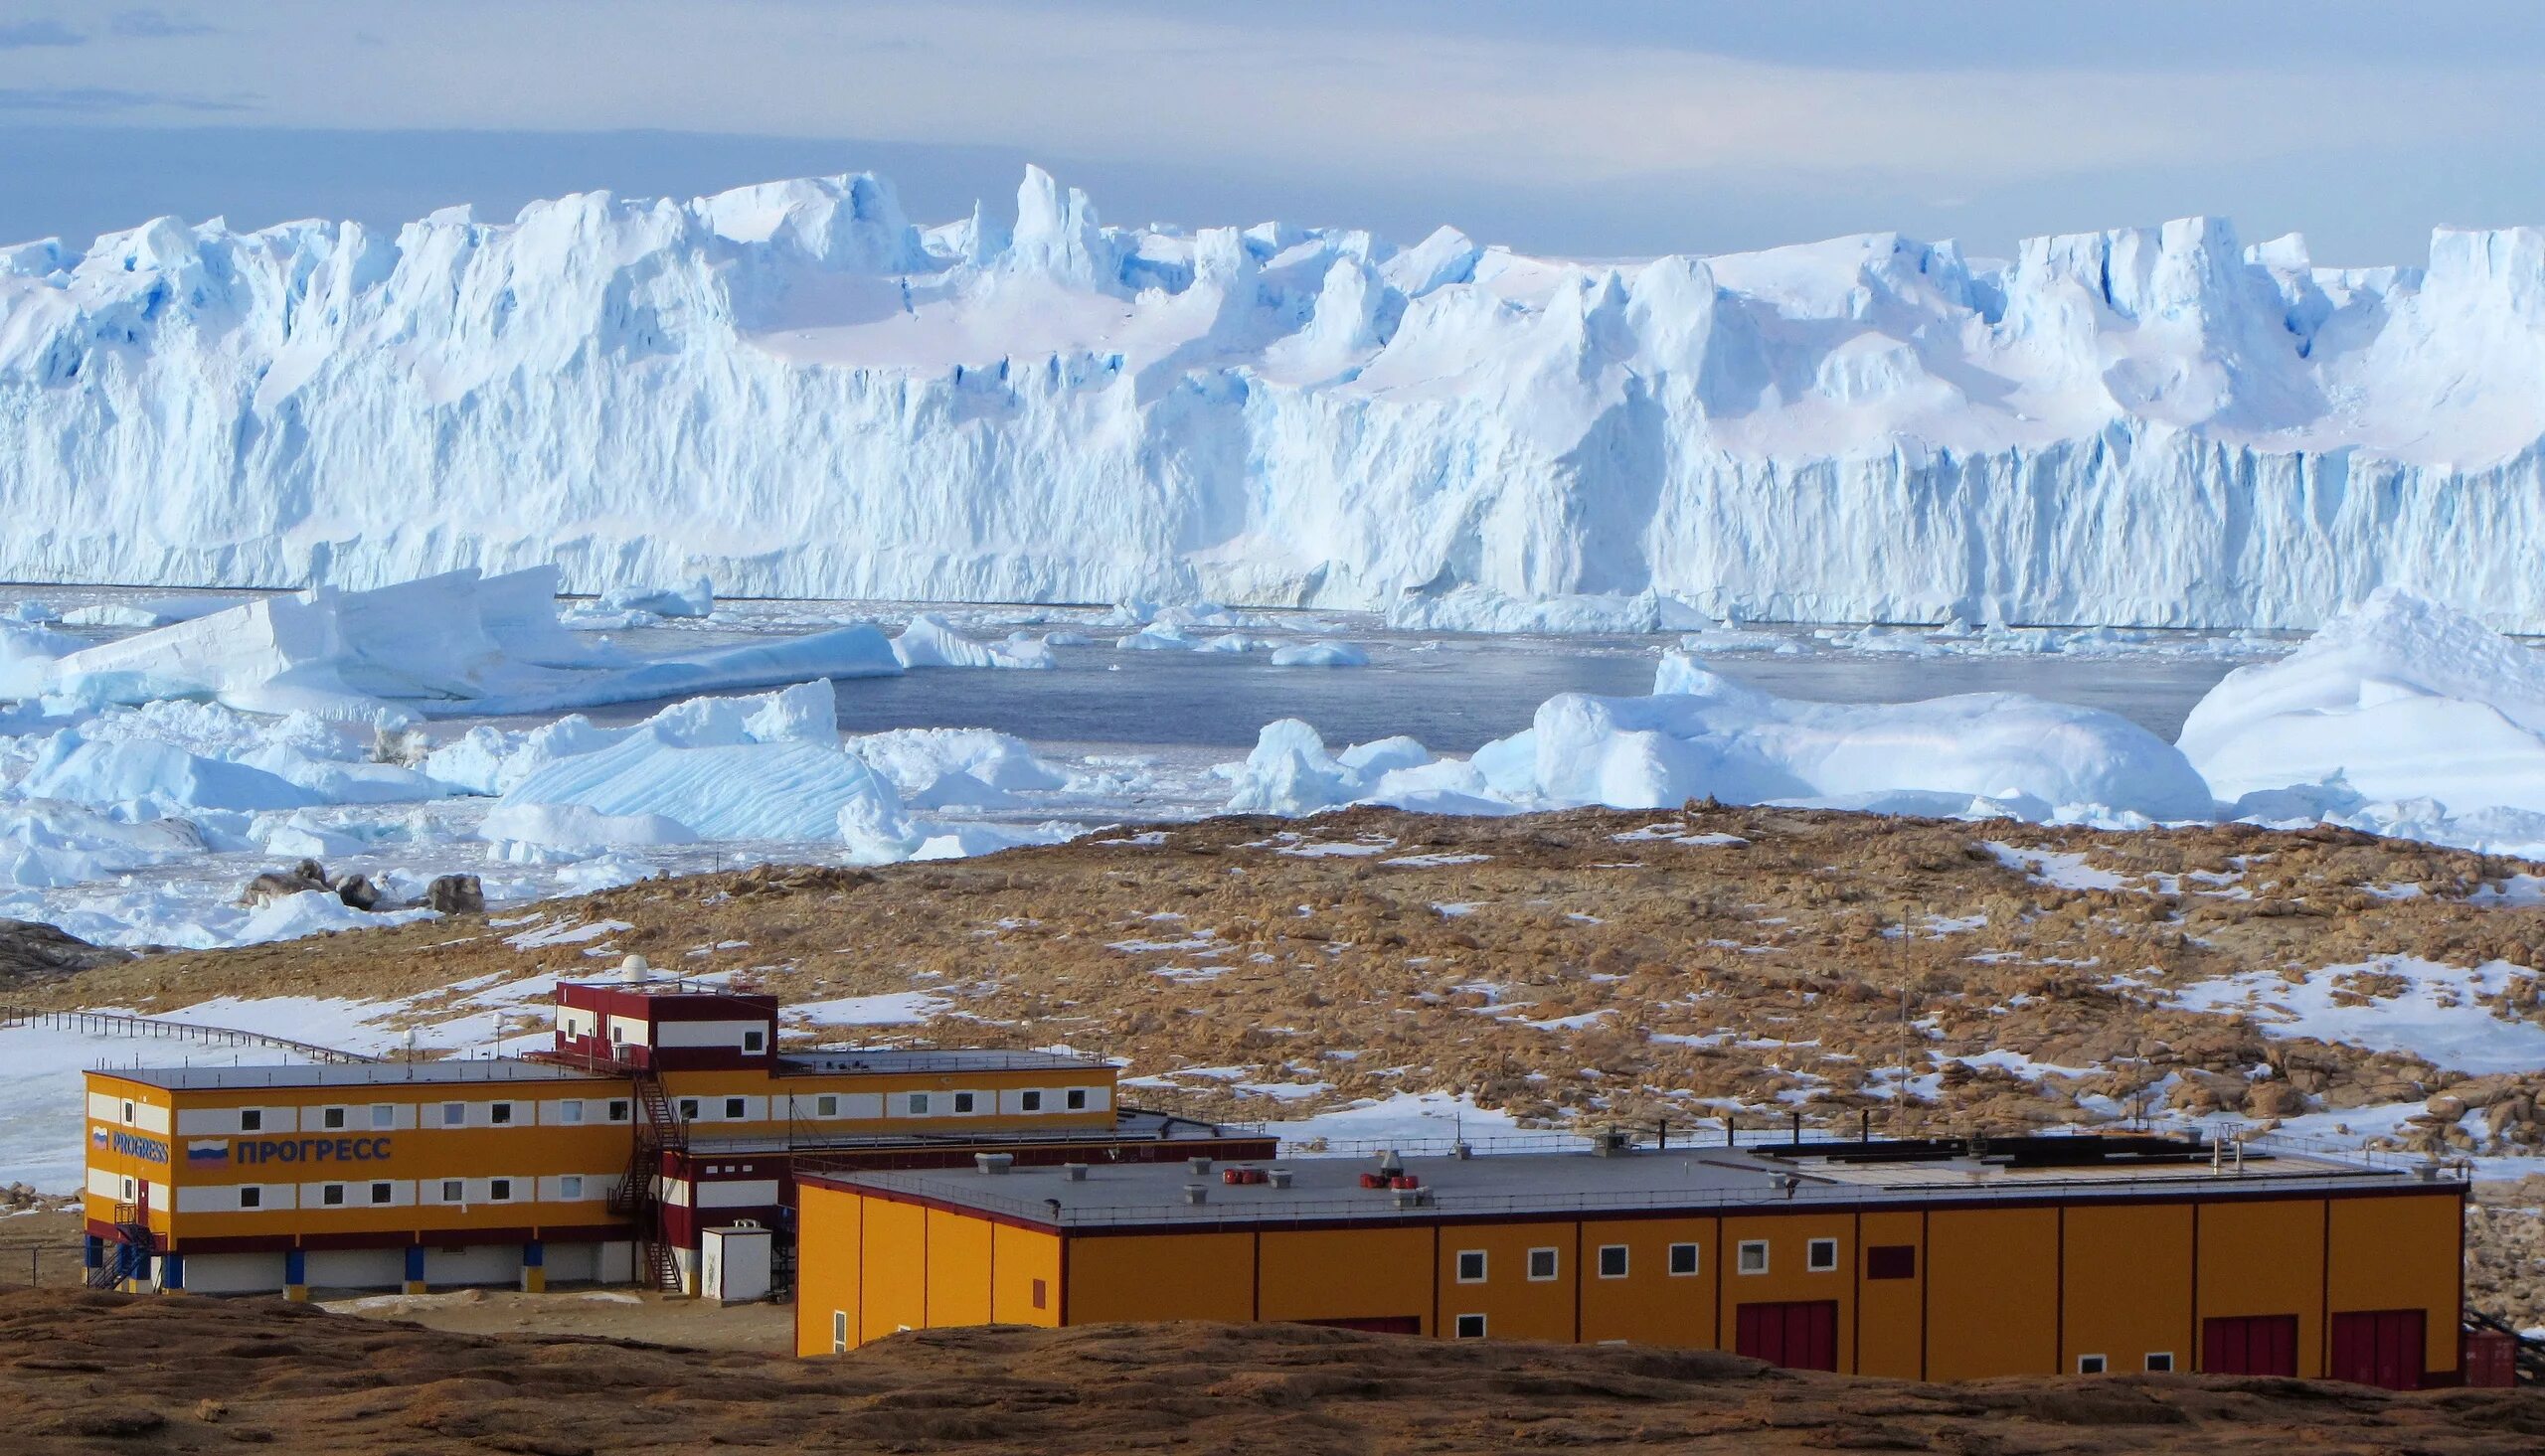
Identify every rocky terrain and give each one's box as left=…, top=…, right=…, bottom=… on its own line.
left=5, top=1289, right=2540, bottom=1454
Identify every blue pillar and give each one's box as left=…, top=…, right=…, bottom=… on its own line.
left=403, top=1244, right=426, bottom=1295
left=83, top=1234, right=102, bottom=1273
left=283, top=1248, right=307, bottom=1302
left=160, top=1251, right=183, bottom=1293
left=521, top=1239, right=545, bottom=1293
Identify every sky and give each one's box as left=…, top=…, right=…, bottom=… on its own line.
left=3, top=1, right=2544, bottom=266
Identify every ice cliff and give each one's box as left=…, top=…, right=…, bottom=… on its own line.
left=18, top=169, right=2545, bottom=627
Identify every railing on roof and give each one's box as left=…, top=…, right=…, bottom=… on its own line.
left=0, top=1006, right=380, bottom=1065
left=772, top=1050, right=1101, bottom=1075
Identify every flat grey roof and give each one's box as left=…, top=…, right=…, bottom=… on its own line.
left=777, top=1049, right=1106, bottom=1075
left=97, top=1058, right=617, bottom=1091
left=817, top=1141, right=2437, bottom=1230
left=692, top=1109, right=1257, bottom=1157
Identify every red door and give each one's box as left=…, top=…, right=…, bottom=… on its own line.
left=2202, top=1315, right=2299, bottom=1375
left=2329, top=1310, right=2425, bottom=1389
left=1737, top=1300, right=1839, bottom=1372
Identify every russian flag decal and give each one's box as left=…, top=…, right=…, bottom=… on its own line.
left=185, top=1139, right=230, bottom=1166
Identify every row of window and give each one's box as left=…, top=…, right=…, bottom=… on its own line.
left=1453, top=1238, right=1848, bottom=1284
left=186, top=1086, right=1103, bottom=1134
left=221, top=1174, right=601, bottom=1211
left=2079, top=1353, right=2175, bottom=1374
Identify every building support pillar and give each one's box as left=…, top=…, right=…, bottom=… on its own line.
left=283, top=1248, right=308, bottom=1302
left=403, top=1244, right=426, bottom=1296
left=159, top=1251, right=183, bottom=1294
left=521, top=1240, right=546, bottom=1294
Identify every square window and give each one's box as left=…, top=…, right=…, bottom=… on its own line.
left=1065, top=1088, right=1089, bottom=1110
left=815, top=1094, right=839, bottom=1117
left=561, top=1176, right=584, bottom=1200
left=239, top=1186, right=262, bottom=1210
left=1737, top=1240, right=1769, bottom=1275
left=743, top=1030, right=764, bottom=1052
left=370, top=1104, right=394, bottom=1130
left=1017, top=1090, right=1042, bottom=1112
left=1526, top=1247, right=1558, bottom=1281
left=953, top=1092, right=976, bottom=1113
left=1866, top=1244, right=1917, bottom=1280
left=2145, top=1353, right=2174, bottom=1374
left=322, top=1106, right=346, bottom=1130
left=440, top=1179, right=463, bottom=1203
left=1597, top=1245, right=1628, bottom=1278
left=321, top=1184, right=346, bottom=1207
left=1668, top=1243, right=1700, bottom=1276
left=607, top=1100, right=629, bottom=1122
left=2078, top=1354, right=2108, bottom=1375
left=1453, top=1314, right=1486, bottom=1340
left=1806, top=1238, right=1838, bottom=1273
left=240, top=1109, right=262, bottom=1132
left=679, top=1098, right=701, bottom=1120
left=832, top=1310, right=848, bottom=1355
left=561, top=1100, right=585, bottom=1125
left=906, top=1093, right=930, bottom=1115
left=1455, top=1249, right=1487, bottom=1283
left=724, top=1097, right=747, bottom=1120
left=369, top=1182, right=392, bottom=1206
left=1031, top=1278, right=1048, bottom=1310
left=490, top=1102, right=514, bottom=1125
left=490, top=1178, right=513, bottom=1202
left=440, top=1102, right=465, bottom=1127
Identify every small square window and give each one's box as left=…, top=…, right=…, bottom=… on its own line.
left=240, top=1109, right=262, bottom=1132
left=2078, top=1354, right=2108, bottom=1375
left=1527, top=1247, right=1558, bottom=1281
left=1806, top=1238, right=1838, bottom=1273
left=490, top=1178, right=513, bottom=1202
left=369, top=1182, right=392, bottom=1206
left=440, top=1102, right=465, bottom=1127
left=1737, top=1240, right=1769, bottom=1275
left=607, top=1100, right=629, bottom=1122
left=2145, top=1352, right=2174, bottom=1374
left=322, top=1106, right=346, bottom=1130
left=370, top=1104, right=394, bottom=1129
left=1866, top=1244, right=1917, bottom=1280
left=1668, top=1242, right=1700, bottom=1276
left=906, top=1093, right=930, bottom=1115
left=1065, top=1088, right=1089, bottom=1110
left=1597, top=1245, right=1628, bottom=1279
left=953, top=1092, right=976, bottom=1113
left=490, top=1102, right=514, bottom=1125
left=1020, top=1090, right=1043, bottom=1111
left=1453, top=1314, right=1486, bottom=1340
left=832, top=1310, right=848, bottom=1354
left=561, top=1100, right=585, bottom=1125
left=440, top=1179, right=463, bottom=1203
left=561, top=1176, right=584, bottom=1200
left=239, top=1186, right=262, bottom=1210
left=815, top=1094, right=839, bottom=1117
left=679, top=1098, right=701, bottom=1120
left=321, top=1184, right=346, bottom=1207
left=743, top=1029, right=765, bottom=1052
left=1455, top=1249, right=1487, bottom=1283
left=1031, top=1278, right=1048, bottom=1310
left=724, top=1097, right=747, bottom=1120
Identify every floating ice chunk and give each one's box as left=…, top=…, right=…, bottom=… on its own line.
left=1116, top=624, right=1198, bottom=651
left=15, top=731, right=320, bottom=816
left=598, top=576, right=713, bottom=618
left=903, top=770, right=1018, bottom=810
left=0, top=802, right=202, bottom=888
left=480, top=801, right=699, bottom=850
left=1194, top=633, right=1269, bottom=654
left=848, top=727, right=1066, bottom=794
left=1269, top=641, right=1369, bottom=667
left=892, top=612, right=1055, bottom=669
left=1222, top=720, right=1448, bottom=815
left=1388, top=585, right=1710, bottom=635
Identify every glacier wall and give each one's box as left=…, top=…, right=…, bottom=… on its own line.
left=9, top=167, right=2545, bottom=628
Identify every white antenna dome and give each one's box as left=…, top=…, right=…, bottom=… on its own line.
left=620, top=954, right=652, bottom=982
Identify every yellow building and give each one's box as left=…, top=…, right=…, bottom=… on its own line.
left=794, top=1133, right=2471, bottom=1388
left=81, top=976, right=1267, bottom=1296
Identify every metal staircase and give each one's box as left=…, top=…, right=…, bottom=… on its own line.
left=607, top=1065, right=688, bottom=1293
left=87, top=1200, right=155, bottom=1290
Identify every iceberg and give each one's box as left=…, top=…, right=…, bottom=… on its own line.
left=20, top=172, right=2545, bottom=629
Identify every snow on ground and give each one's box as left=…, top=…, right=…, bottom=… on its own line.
left=2169, top=956, right=2545, bottom=1076
left=1253, top=1091, right=1581, bottom=1155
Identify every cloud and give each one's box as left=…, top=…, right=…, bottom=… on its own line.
left=111, top=10, right=219, bottom=39
left=0, top=20, right=84, bottom=49
left=0, top=85, right=254, bottom=113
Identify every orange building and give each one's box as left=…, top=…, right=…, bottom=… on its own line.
left=794, top=1133, right=2473, bottom=1388
left=81, top=976, right=1268, bottom=1296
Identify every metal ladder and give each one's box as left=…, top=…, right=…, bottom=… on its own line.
left=86, top=1201, right=155, bottom=1291
left=606, top=1067, right=689, bottom=1293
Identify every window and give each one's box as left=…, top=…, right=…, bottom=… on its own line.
left=953, top=1092, right=976, bottom=1114
left=119, top=1100, right=133, bottom=1124
left=1453, top=1314, right=1486, bottom=1340
left=832, top=1311, right=848, bottom=1355
left=2077, top=1355, right=2108, bottom=1375
left=1527, top=1247, right=1558, bottom=1281
left=239, top=1187, right=262, bottom=1210
left=1806, top=1238, right=1838, bottom=1273
left=905, top=1093, right=930, bottom=1115
left=369, top=1182, right=393, bottom=1206
left=490, top=1178, right=513, bottom=1202
left=440, top=1102, right=464, bottom=1127
left=322, top=1106, right=346, bottom=1130
left=120, top=1177, right=135, bottom=1202
left=607, top=1100, right=629, bottom=1123
left=611, top=1024, right=626, bottom=1044
left=440, top=1179, right=463, bottom=1203
left=1668, top=1243, right=1700, bottom=1276
left=561, top=1100, right=585, bottom=1125
left=1737, top=1240, right=1769, bottom=1275
left=678, top=1098, right=701, bottom=1120
left=1030, top=1278, right=1048, bottom=1311
left=1866, top=1245, right=1916, bottom=1280
left=2145, top=1353, right=2175, bottom=1374
left=1598, top=1245, right=1628, bottom=1279
left=240, top=1109, right=262, bottom=1132
left=370, top=1104, right=394, bottom=1129
left=743, top=1030, right=764, bottom=1052
left=1065, top=1088, right=1089, bottom=1110
left=1020, top=1090, right=1043, bottom=1112
left=1455, top=1250, right=1487, bottom=1283
left=724, top=1097, right=747, bottom=1120
left=560, top=1176, right=584, bottom=1200
left=815, top=1094, right=839, bottom=1117
left=321, top=1184, right=346, bottom=1207
left=490, top=1101, right=515, bottom=1125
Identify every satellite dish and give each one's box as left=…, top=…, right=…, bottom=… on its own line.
left=621, top=954, right=651, bottom=983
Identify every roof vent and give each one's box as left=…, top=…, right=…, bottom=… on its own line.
left=1594, top=1128, right=1631, bottom=1157
left=1451, top=1141, right=1473, bottom=1160
left=1378, top=1149, right=1405, bottom=1175
left=1391, top=1187, right=1433, bottom=1210
left=1267, top=1169, right=1293, bottom=1189
left=1182, top=1183, right=1208, bottom=1206
left=1062, top=1162, right=1090, bottom=1182
left=1187, top=1156, right=1213, bottom=1175
left=974, top=1153, right=1014, bottom=1175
